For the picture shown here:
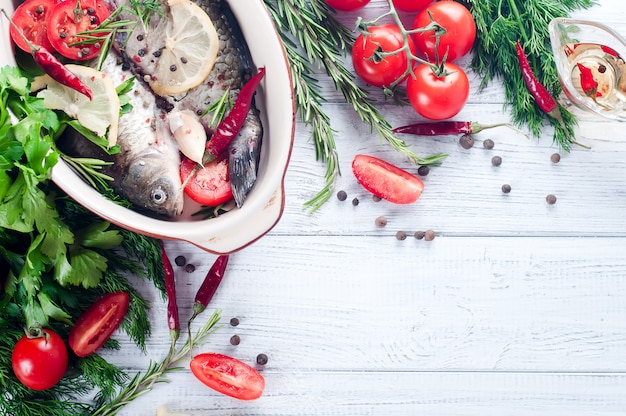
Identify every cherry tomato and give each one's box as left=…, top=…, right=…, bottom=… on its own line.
left=46, top=0, right=111, bottom=60
left=352, top=24, right=416, bottom=88
left=406, top=62, right=469, bottom=120
left=411, top=1, right=476, bottom=62
left=68, top=291, right=130, bottom=357
left=180, top=156, right=233, bottom=207
left=352, top=154, right=424, bottom=204
left=323, top=0, right=370, bottom=11
left=9, top=0, right=57, bottom=53
left=190, top=353, right=265, bottom=400
left=12, top=328, right=68, bottom=391
left=392, top=0, right=433, bottom=13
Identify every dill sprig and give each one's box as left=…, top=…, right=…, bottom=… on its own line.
left=467, top=0, right=597, bottom=151
left=91, top=309, right=222, bottom=416
left=264, top=0, right=447, bottom=212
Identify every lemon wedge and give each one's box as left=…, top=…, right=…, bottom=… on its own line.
left=32, top=65, right=120, bottom=147
left=148, top=0, right=220, bottom=96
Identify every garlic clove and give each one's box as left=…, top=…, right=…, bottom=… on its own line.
left=167, top=109, right=207, bottom=165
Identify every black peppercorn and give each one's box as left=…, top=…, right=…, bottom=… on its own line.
left=501, top=184, right=511, bottom=194
left=372, top=195, right=381, bottom=202
left=174, top=255, right=186, bottom=267
left=459, top=134, right=474, bottom=149
left=414, top=231, right=425, bottom=240
left=551, top=153, right=561, bottom=163
left=352, top=197, right=359, bottom=206
left=336, top=190, right=347, bottom=201
left=375, top=216, right=387, bottom=228
left=546, top=194, right=557, bottom=205
left=256, top=353, right=268, bottom=365
left=492, top=156, right=502, bottom=167
left=185, top=263, right=195, bottom=273
left=483, top=139, right=495, bottom=149
left=230, top=335, right=241, bottom=346
left=396, top=231, right=407, bottom=240
left=230, top=317, right=240, bottom=327
left=417, top=166, right=430, bottom=176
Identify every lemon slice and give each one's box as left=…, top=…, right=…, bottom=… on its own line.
left=149, top=0, right=220, bottom=96
left=33, top=65, right=119, bottom=147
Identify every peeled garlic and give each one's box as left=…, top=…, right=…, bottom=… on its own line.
left=167, top=109, right=207, bottom=165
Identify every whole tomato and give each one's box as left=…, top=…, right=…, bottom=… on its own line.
left=411, top=1, right=476, bottom=62
left=352, top=24, right=415, bottom=88
left=392, top=0, right=433, bottom=13
left=324, top=0, right=370, bottom=11
left=406, top=62, right=470, bottom=120
left=12, top=328, right=68, bottom=391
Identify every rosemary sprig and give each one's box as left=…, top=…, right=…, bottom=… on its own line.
left=264, top=0, right=447, bottom=212
left=61, top=155, right=114, bottom=189
left=91, top=309, right=222, bottom=416
left=467, top=0, right=597, bottom=151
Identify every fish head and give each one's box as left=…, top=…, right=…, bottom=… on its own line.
left=118, top=150, right=184, bottom=218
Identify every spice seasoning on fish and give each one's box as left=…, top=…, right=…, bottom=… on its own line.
left=3, top=10, right=93, bottom=100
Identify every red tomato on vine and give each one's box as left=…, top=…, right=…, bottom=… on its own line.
left=392, top=0, right=433, bottom=13
left=12, top=328, right=68, bottom=391
left=324, top=0, right=370, bottom=11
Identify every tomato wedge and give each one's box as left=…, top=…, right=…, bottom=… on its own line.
left=352, top=154, right=424, bottom=204
left=180, top=156, right=233, bottom=207
left=190, top=353, right=265, bottom=400
left=46, top=0, right=111, bottom=60
left=9, top=0, right=57, bottom=53
left=69, top=291, right=130, bottom=357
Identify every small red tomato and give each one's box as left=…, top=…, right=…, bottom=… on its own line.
left=190, top=353, right=265, bottom=400
left=412, top=1, right=476, bottom=62
left=12, top=328, right=68, bottom=391
left=352, top=154, right=424, bottom=204
left=392, top=0, right=433, bottom=13
left=46, top=0, right=111, bottom=60
left=324, top=0, right=370, bottom=11
left=69, top=291, right=130, bottom=357
left=180, top=155, right=233, bottom=207
left=9, top=0, right=57, bottom=53
left=406, top=62, right=470, bottom=120
left=352, top=24, right=415, bottom=88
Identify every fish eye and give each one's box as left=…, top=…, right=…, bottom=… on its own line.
left=151, top=187, right=169, bottom=205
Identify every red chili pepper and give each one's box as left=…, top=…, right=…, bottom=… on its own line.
left=204, top=68, right=265, bottom=162
left=3, top=10, right=93, bottom=100
left=393, top=121, right=526, bottom=137
left=601, top=45, right=619, bottom=57
left=187, top=255, right=229, bottom=345
left=577, top=63, right=599, bottom=99
left=160, top=240, right=180, bottom=345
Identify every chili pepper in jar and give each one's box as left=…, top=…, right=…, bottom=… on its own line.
left=577, top=63, right=599, bottom=100
left=2, top=10, right=93, bottom=100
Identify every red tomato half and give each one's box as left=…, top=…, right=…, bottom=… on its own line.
left=352, top=24, right=416, bottom=88
left=406, top=62, right=469, bottom=120
left=324, top=0, right=370, bottom=11
left=190, top=353, right=265, bottom=400
left=69, top=291, right=130, bottom=357
left=9, top=0, right=57, bottom=53
left=392, top=0, right=433, bottom=13
left=352, top=154, right=424, bottom=204
left=47, top=0, right=111, bottom=60
left=411, top=1, right=476, bottom=62
left=12, top=328, right=68, bottom=391
left=180, top=156, right=233, bottom=207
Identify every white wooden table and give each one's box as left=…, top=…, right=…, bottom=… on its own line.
left=108, top=0, right=626, bottom=414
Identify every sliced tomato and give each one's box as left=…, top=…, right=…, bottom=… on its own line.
left=180, top=156, right=233, bottom=207
left=47, top=0, right=111, bottom=60
left=68, top=291, right=130, bottom=357
left=9, top=0, right=57, bottom=53
left=352, top=154, right=424, bottom=204
left=190, top=353, right=265, bottom=400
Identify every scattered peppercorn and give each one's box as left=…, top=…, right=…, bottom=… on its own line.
left=396, top=231, right=407, bottom=240
left=256, top=353, right=268, bottom=365
left=375, top=216, right=387, bottom=228
left=174, top=255, right=186, bottom=267
left=459, top=134, right=474, bottom=149
left=483, top=139, right=495, bottom=149
left=336, top=190, right=347, bottom=201
left=372, top=195, right=381, bottom=202
left=546, top=194, right=557, bottom=205
left=184, top=263, right=196, bottom=273
left=170, top=64, right=177, bottom=72
left=551, top=153, right=561, bottom=163
left=598, top=64, right=607, bottom=74
left=181, top=57, right=188, bottom=64
left=417, top=166, right=430, bottom=176
left=230, top=335, right=241, bottom=346
left=501, top=184, right=512, bottom=194
left=352, top=197, right=359, bottom=206
left=492, top=155, right=502, bottom=167
left=230, top=317, right=240, bottom=327
left=414, top=230, right=425, bottom=240
left=424, top=229, right=436, bottom=241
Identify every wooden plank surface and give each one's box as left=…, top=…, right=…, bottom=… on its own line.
left=102, top=0, right=626, bottom=414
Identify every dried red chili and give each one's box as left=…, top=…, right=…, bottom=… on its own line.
left=393, top=121, right=524, bottom=136
left=204, top=68, right=266, bottom=161
left=577, top=63, right=599, bottom=99
left=160, top=240, right=180, bottom=345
